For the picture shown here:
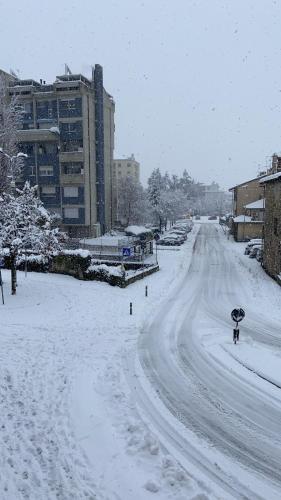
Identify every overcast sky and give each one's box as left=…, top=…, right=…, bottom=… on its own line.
left=1, top=0, right=281, bottom=188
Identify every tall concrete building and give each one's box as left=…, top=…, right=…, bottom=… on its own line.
left=7, top=65, right=115, bottom=237
left=112, top=155, right=140, bottom=223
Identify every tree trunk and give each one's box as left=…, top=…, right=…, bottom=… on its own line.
left=11, top=254, right=17, bottom=295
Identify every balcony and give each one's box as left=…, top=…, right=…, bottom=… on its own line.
left=60, top=173, right=85, bottom=185
left=59, top=150, right=84, bottom=162
left=17, top=128, right=60, bottom=143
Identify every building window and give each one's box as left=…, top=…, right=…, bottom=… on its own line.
left=61, top=139, right=83, bottom=152
left=64, top=207, right=79, bottom=219
left=274, top=217, right=278, bottom=236
left=38, top=143, right=57, bottom=155
left=37, top=100, right=57, bottom=120
left=39, top=166, right=54, bottom=176
left=24, top=102, right=32, bottom=113
left=63, top=163, right=83, bottom=175
left=29, top=165, right=36, bottom=176
left=64, top=186, right=78, bottom=197
left=42, top=186, right=56, bottom=195
left=59, top=98, right=82, bottom=117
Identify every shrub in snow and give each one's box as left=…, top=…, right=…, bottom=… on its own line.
left=86, top=262, right=124, bottom=286
left=51, top=251, right=91, bottom=280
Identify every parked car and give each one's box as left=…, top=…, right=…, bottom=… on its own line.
left=208, top=215, right=217, bottom=220
left=249, top=244, right=262, bottom=258
left=244, top=239, right=262, bottom=255
left=256, top=248, right=263, bottom=262
left=164, top=233, right=185, bottom=244
left=157, top=237, right=182, bottom=246
left=167, top=229, right=187, bottom=239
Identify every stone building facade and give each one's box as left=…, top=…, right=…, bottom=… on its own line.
left=260, top=172, right=281, bottom=282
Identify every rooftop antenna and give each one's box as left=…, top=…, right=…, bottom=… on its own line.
left=64, top=64, right=72, bottom=75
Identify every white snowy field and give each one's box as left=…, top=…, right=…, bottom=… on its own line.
left=0, top=224, right=208, bottom=500
left=1, top=222, right=281, bottom=500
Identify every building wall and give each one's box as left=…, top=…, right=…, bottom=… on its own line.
left=7, top=67, right=114, bottom=237
left=263, top=180, right=281, bottom=278
left=112, top=155, right=140, bottom=223
left=103, top=91, right=115, bottom=231
left=232, top=178, right=264, bottom=216
left=234, top=222, right=263, bottom=242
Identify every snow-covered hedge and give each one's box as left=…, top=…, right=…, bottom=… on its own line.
left=3, top=253, right=49, bottom=273
left=2, top=250, right=159, bottom=286
left=50, top=251, right=91, bottom=280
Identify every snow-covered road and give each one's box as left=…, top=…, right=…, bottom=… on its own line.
left=1, top=222, right=281, bottom=499
left=133, top=224, right=281, bottom=499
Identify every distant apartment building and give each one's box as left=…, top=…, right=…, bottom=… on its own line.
left=112, top=155, right=140, bottom=223
left=6, top=65, right=115, bottom=237
left=202, top=182, right=225, bottom=214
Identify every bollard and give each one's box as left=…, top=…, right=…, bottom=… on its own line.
left=145, top=285, right=148, bottom=297
left=130, top=302, right=132, bottom=315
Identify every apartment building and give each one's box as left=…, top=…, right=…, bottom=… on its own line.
left=112, top=154, right=140, bottom=223
left=229, top=175, right=266, bottom=241
left=113, top=155, right=140, bottom=183
left=7, top=65, right=115, bottom=237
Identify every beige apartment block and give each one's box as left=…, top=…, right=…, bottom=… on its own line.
left=112, top=155, right=140, bottom=223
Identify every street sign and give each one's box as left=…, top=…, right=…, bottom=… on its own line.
left=154, top=233, right=160, bottom=241
left=231, top=308, right=245, bottom=323
left=0, top=258, right=4, bottom=268
left=122, top=247, right=131, bottom=257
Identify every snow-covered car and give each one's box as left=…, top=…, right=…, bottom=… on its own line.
left=208, top=215, right=217, bottom=220
left=249, top=244, right=262, bottom=258
left=167, top=230, right=187, bottom=240
left=255, top=248, right=263, bottom=262
left=165, top=232, right=186, bottom=243
left=157, top=237, right=182, bottom=246
left=245, top=239, right=262, bottom=255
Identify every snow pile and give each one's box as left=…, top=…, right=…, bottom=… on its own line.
left=62, top=248, right=91, bottom=258
left=49, top=126, right=60, bottom=134
left=125, top=225, right=152, bottom=236
left=125, top=418, right=190, bottom=494
left=16, top=254, right=48, bottom=265
left=233, top=215, right=252, bottom=222
left=259, top=171, right=281, bottom=183
left=87, top=262, right=123, bottom=277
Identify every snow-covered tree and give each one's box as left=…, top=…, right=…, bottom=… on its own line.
left=147, top=168, right=164, bottom=230
left=0, top=76, right=24, bottom=193
left=117, top=176, right=148, bottom=225
left=0, top=182, right=66, bottom=295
